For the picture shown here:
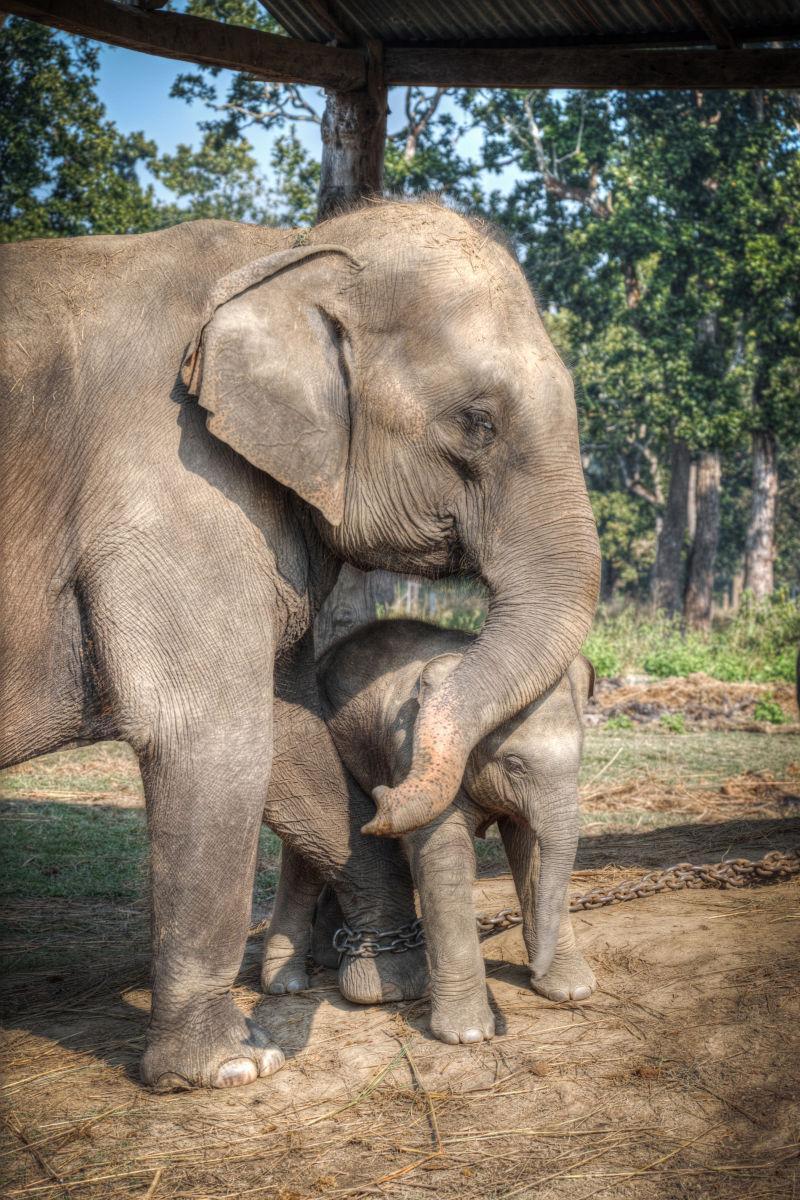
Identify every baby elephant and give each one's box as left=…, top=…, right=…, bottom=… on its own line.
left=263, top=619, right=596, bottom=1045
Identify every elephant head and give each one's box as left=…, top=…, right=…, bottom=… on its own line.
left=416, top=650, right=593, bottom=980
left=182, top=201, right=600, bottom=836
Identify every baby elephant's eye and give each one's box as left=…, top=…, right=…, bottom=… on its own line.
left=504, top=754, right=526, bottom=777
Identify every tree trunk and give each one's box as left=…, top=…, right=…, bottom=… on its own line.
left=314, top=43, right=397, bottom=649
left=684, top=449, right=721, bottom=629
left=315, top=566, right=397, bottom=656
left=651, top=439, right=692, bottom=615
left=744, top=430, right=778, bottom=600
left=317, top=41, right=387, bottom=221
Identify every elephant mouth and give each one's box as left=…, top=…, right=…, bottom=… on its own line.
left=344, top=512, right=465, bottom=579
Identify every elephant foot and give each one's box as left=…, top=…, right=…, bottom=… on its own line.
left=261, top=951, right=310, bottom=995
left=141, top=994, right=285, bottom=1092
left=338, top=946, right=429, bottom=1005
left=261, top=932, right=310, bottom=994
left=530, top=947, right=596, bottom=1003
left=430, top=988, right=495, bottom=1045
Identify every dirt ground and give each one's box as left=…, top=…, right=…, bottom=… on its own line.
left=2, top=713, right=799, bottom=1198
left=589, top=673, right=798, bottom=732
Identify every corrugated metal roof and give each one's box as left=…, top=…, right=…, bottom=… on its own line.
left=265, top=1, right=800, bottom=47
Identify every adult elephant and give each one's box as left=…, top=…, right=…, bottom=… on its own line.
left=0, top=200, right=599, bottom=1090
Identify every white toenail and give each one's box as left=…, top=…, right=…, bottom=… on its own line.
left=215, top=1058, right=257, bottom=1088
left=258, top=1048, right=285, bottom=1075
left=573, top=986, right=591, bottom=1000
left=461, top=1028, right=482, bottom=1043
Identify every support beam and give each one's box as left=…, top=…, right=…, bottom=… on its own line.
left=318, top=40, right=387, bottom=220
left=6, top=2, right=800, bottom=90
left=385, top=46, right=800, bottom=89
left=4, top=0, right=365, bottom=89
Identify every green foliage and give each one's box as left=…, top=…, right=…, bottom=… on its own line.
left=605, top=714, right=634, bottom=731
left=589, top=491, right=655, bottom=596
left=152, top=130, right=273, bottom=223
left=586, top=592, right=799, bottom=683
left=643, top=635, right=710, bottom=679
left=581, top=629, right=621, bottom=679
left=753, top=695, right=789, bottom=724
left=659, top=713, right=686, bottom=734
left=0, top=18, right=164, bottom=240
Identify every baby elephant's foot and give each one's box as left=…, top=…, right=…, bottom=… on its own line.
left=430, top=989, right=495, bottom=1045
left=142, top=994, right=284, bottom=1092
left=339, top=946, right=429, bottom=1005
left=261, top=953, right=310, bottom=995
left=261, top=934, right=310, bottom=994
left=531, top=948, right=596, bottom=1003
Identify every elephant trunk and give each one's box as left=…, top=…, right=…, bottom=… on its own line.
left=527, top=803, right=580, bottom=979
left=364, top=463, right=599, bottom=837
left=499, top=788, right=580, bottom=981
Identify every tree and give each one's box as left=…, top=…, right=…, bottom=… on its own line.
left=459, top=86, right=798, bottom=618
left=0, top=17, right=165, bottom=241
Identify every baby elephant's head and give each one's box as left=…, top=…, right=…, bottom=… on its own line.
left=416, top=652, right=594, bottom=979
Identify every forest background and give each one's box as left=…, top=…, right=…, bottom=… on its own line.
left=2, top=4, right=798, bottom=679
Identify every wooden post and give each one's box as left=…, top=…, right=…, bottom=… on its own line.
left=317, top=40, right=387, bottom=221
left=314, top=39, right=397, bottom=648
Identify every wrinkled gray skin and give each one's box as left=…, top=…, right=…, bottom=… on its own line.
left=0, top=201, right=599, bottom=1091
left=263, top=620, right=596, bottom=1043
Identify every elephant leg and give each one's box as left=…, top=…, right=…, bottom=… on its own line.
left=139, top=721, right=285, bottom=1090
left=91, top=563, right=284, bottom=1092
left=499, top=817, right=596, bottom=1003
left=262, top=844, right=322, bottom=994
left=311, top=885, right=345, bottom=969
left=270, top=637, right=428, bottom=1005
left=404, top=804, right=494, bottom=1044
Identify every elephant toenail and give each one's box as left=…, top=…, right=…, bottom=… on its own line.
left=440, top=1029, right=460, bottom=1045
left=461, top=1028, right=483, bottom=1043
left=152, top=1072, right=192, bottom=1093
left=214, top=1058, right=258, bottom=1088
left=257, top=1047, right=285, bottom=1076
left=285, top=979, right=303, bottom=993
left=572, top=986, right=591, bottom=1000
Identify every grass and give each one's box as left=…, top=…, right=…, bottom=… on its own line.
left=581, top=728, right=799, bottom=787
left=3, top=728, right=795, bottom=910
left=0, top=801, right=281, bottom=906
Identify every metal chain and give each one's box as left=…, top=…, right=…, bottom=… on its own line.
left=476, top=847, right=800, bottom=938
left=332, top=918, right=425, bottom=958
left=327, top=849, right=799, bottom=956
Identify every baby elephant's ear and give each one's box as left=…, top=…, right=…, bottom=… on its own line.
left=182, top=244, right=362, bottom=527
left=568, top=655, right=595, bottom=714
left=415, top=653, right=463, bottom=706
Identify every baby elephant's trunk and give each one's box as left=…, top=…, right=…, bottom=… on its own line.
left=501, top=788, right=580, bottom=981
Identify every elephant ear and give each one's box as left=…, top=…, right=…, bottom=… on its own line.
left=567, top=655, right=595, bottom=715
left=182, top=245, right=362, bottom=527
left=415, top=653, right=463, bottom=706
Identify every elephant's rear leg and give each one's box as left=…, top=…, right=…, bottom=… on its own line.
left=262, top=845, right=322, bottom=994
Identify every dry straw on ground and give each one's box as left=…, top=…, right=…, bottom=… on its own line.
left=2, top=694, right=799, bottom=1199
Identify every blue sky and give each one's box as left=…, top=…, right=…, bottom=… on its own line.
left=94, top=42, right=512, bottom=203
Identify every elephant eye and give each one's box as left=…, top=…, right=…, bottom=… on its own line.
left=504, top=754, right=526, bottom=777
left=461, top=408, right=496, bottom=445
